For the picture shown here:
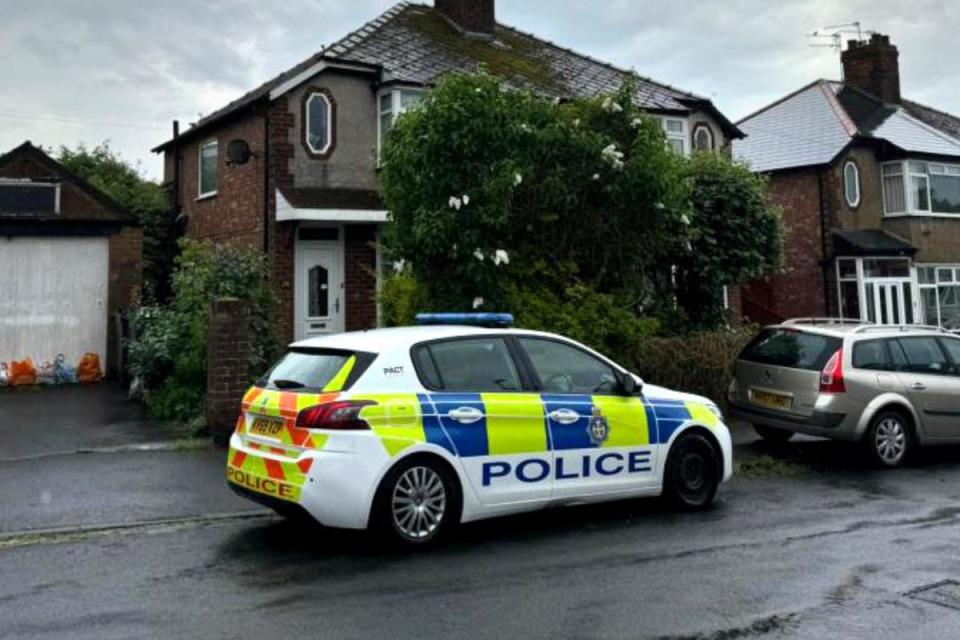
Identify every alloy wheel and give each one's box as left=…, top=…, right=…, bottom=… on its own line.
left=391, top=466, right=447, bottom=541
left=875, top=417, right=907, bottom=465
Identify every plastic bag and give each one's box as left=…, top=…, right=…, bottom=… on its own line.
left=77, top=352, right=103, bottom=383
left=53, top=354, right=78, bottom=384
left=10, top=358, right=38, bottom=386
left=37, top=360, right=57, bottom=385
left=0, top=362, right=9, bottom=386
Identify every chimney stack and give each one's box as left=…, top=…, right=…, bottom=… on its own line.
left=841, top=33, right=901, bottom=104
left=435, top=0, right=495, bottom=36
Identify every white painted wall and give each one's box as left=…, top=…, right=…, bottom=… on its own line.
left=0, top=236, right=108, bottom=368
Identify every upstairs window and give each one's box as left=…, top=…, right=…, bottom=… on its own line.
left=304, top=90, right=335, bottom=157
left=692, top=124, right=715, bottom=152
left=0, top=180, right=60, bottom=214
left=198, top=140, right=218, bottom=198
left=378, top=88, right=423, bottom=161
left=843, top=161, right=860, bottom=207
left=883, top=160, right=960, bottom=216
left=660, top=118, right=688, bottom=155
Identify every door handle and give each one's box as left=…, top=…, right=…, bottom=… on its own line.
left=448, top=407, right=484, bottom=424
left=548, top=408, right=581, bottom=425
left=911, top=382, right=927, bottom=391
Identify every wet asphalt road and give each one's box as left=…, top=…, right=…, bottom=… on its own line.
left=4, top=386, right=960, bottom=639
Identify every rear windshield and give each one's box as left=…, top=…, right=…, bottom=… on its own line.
left=258, top=348, right=374, bottom=392
left=739, top=329, right=842, bottom=371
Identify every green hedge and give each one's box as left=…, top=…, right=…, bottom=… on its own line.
left=627, top=328, right=756, bottom=411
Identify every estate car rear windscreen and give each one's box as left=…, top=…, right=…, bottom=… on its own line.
left=739, top=329, right=842, bottom=371
left=258, top=348, right=375, bottom=392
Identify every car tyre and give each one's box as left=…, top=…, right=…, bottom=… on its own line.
left=754, top=424, right=794, bottom=443
left=864, top=410, right=913, bottom=468
left=371, top=456, right=460, bottom=548
left=663, top=432, right=721, bottom=510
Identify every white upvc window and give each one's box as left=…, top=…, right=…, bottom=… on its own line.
left=917, top=264, right=960, bottom=330
left=843, top=161, right=860, bottom=208
left=659, top=117, right=688, bottom=155
left=377, top=88, right=424, bottom=161
left=198, top=140, right=218, bottom=199
left=305, top=91, right=334, bottom=155
left=882, top=159, right=960, bottom=216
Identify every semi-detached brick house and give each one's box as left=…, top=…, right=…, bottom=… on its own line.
left=153, top=0, right=741, bottom=345
left=734, top=34, right=960, bottom=330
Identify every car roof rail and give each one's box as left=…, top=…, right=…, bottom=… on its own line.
left=851, top=324, right=952, bottom=335
left=781, top=317, right=867, bottom=327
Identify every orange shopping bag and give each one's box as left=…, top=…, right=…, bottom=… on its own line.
left=10, top=358, right=38, bottom=386
left=77, top=353, right=103, bottom=383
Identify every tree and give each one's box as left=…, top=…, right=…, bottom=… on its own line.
left=676, top=152, right=782, bottom=326
left=57, top=143, right=178, bottom=303
left=379, top=71, right=781, bottom=347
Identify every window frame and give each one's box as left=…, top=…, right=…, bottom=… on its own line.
left=882, top=159, right=960, bottom=217
left=692, top=123, right=715, bottom=153
left=377, top=87, right=424, bottom=163
left=197, top=139, right=218, bottom=199
left=303, top=89, right=335, bottom=157
left=409, top=335, right=533, bottom=393
left=0, top=179, right=61, bottom=214
left=658, top=117, right=689, bottom=156
left=843, top=160, right=861, bottom=208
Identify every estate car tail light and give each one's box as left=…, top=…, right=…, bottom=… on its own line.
left=820, top=348, right=846, bottom=394
left=296, top=400, right=377, bottom=430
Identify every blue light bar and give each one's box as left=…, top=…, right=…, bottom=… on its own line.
left=415, top=313, right=515, bottom=328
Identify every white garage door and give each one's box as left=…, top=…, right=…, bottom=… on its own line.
left=0, top=236, right=108, bottom=369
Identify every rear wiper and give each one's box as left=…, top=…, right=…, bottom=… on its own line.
left=272, top=379, right=305, bottom=390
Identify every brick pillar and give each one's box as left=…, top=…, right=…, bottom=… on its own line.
left=207, top=298, right=253, bottom=444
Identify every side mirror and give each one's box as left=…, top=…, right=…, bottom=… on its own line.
left=617, top=370, right=642, bottom=396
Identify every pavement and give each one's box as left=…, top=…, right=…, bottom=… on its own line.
left=3, top=384, right=960, bottom=639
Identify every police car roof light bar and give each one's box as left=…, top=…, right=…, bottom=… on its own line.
left=415, top=313, right=515, bottom=328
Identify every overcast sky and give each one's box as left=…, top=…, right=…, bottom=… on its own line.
left=2, top=0, right=958, bottom=181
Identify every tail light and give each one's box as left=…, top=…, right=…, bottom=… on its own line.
left=296, top=400, right=377, bottom=430
left=820, top=348, right=846, bottom=393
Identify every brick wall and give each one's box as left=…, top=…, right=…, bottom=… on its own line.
left=741, top=168, right=827, bottom=321
left=107, top=226, right=143, bottom=376
left=268, top=98, right=298, bottom=345
left=206, top=298, right=253, bottom=443
left=345, top=224, right=378, bottom=331
left=166, top=112, right=266, bottom=248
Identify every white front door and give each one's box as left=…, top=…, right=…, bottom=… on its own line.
left=296, top=242, right=343, bottom=339
left=865, top=280, right=911, bottom=325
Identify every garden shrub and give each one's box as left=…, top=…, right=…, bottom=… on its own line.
left=127, top=239, right=275, bottom=423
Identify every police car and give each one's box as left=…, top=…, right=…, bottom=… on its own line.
left=226, top=313, right=732, bottom=546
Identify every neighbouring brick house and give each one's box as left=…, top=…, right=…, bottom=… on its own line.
left=0, top=142, right=142, bottom=376
left=735, top=34, right=960, bottom=330
left=153, top=0, right=741, bottom=345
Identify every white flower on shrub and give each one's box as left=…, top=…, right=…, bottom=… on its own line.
left=520, top=123, right=531, bottom=133
left=601, top=97, right=622, bottom=113
left=601, top=144, right=625, bottom=171
left=680, top=213, right=691, bottom=226
left=592, top=173, right=600, bottom=181
left=573, top=118, right=581, bottom=127
left=494, top=250, right=510, bottom=266
left=392, top=259, right=407, bottom=272
left=631, top=117, right=643, bottom=128
left=473, top=249, right=485, bottom=261
left=472, top=297, right=484, bottom=309
left=655, top=201, right=665, bottom=210
left=462, top=194, right=470, bottom=206
left=449, top=196, right=463, bottom=210
left=513, top=173, right=523, bottom=186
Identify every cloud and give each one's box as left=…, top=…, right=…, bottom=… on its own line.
left=1, top=0, right=957, bottom=180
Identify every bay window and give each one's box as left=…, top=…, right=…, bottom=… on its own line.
left=378, top=88, right=423, bottom=160
left=883, top=160, right=960, bottom=216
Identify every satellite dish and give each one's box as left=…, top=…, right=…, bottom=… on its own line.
left=226, top=139, right=251, bottom=165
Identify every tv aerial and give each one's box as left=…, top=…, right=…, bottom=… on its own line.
left=807, top=21, right=872, bottom=53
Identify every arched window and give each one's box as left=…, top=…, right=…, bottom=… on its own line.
left=693, top=124, right=715, bottom=152
left=844, top=161, right=861, bottom=208
left=304, top=90, right=334, bottom=156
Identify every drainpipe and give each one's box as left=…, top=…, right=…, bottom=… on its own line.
left=171, top=120, right=181, bottom=217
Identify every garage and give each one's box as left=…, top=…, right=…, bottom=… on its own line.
left=0, top=142, right=143, bottom=378
left=0, top=236, right=109, bottom=368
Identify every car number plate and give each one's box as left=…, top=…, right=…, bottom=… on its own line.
left=249, top=417, right=285, bottom=438
left=751, top=390, right=792, bottom=411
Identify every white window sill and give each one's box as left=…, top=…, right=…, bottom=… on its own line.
left=196, top=191, right=218, bottom=202
left=884, top=212, right=960, bottom=219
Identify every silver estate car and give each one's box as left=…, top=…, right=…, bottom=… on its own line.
left=728, top=319, right=960, bottom=467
